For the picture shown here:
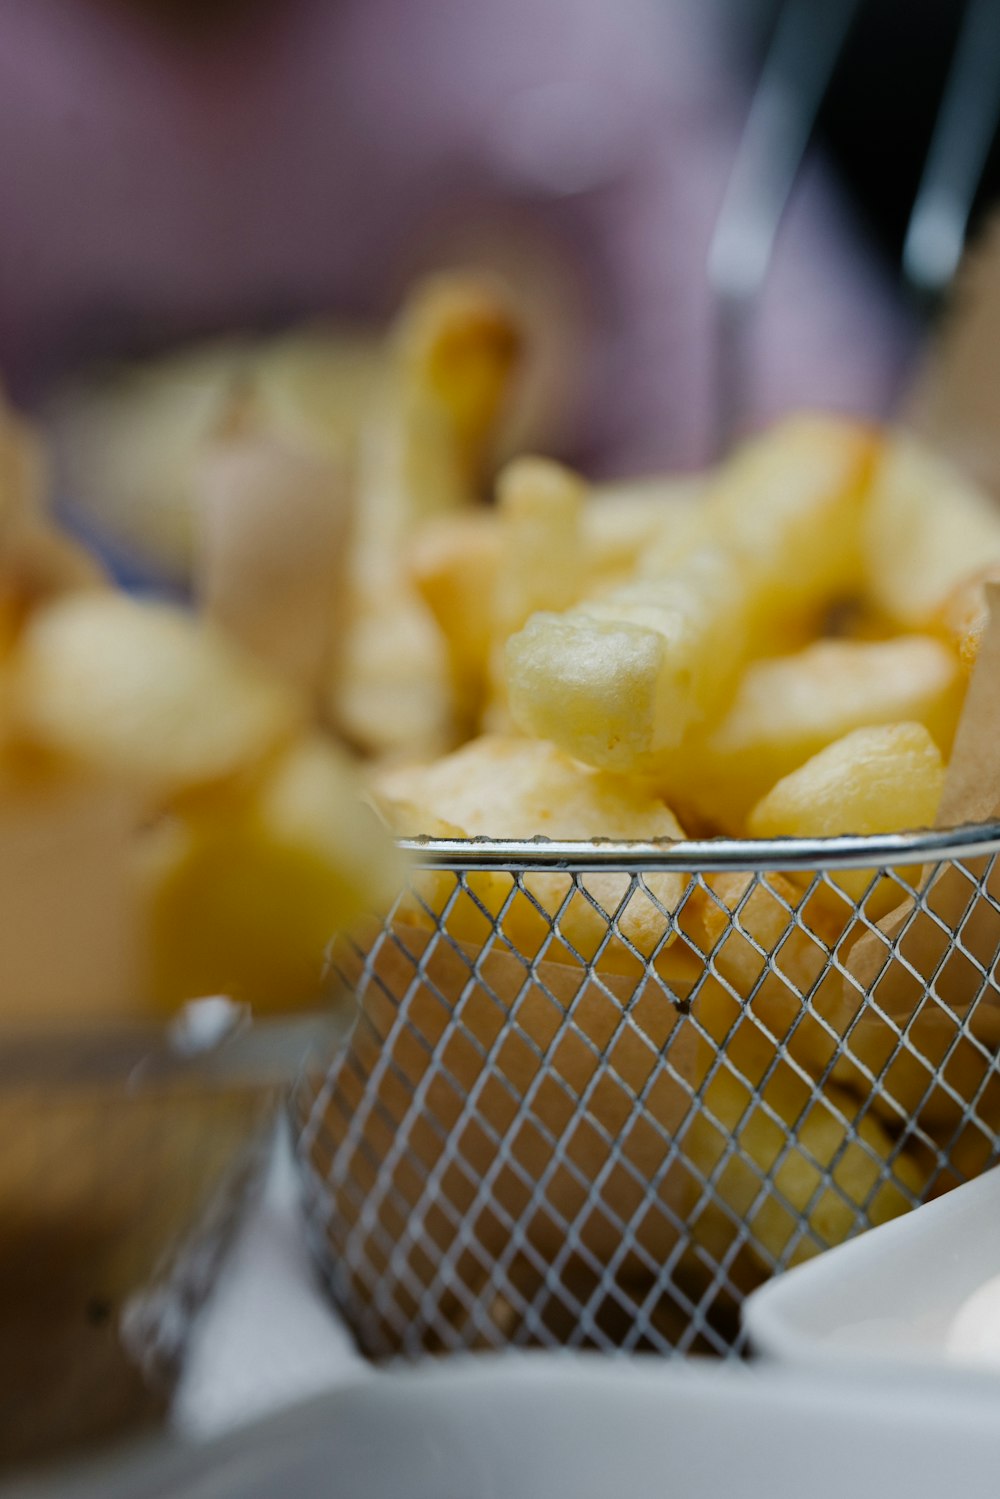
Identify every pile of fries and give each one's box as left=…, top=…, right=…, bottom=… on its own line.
left=41, top=271, right=1000, bottom=1349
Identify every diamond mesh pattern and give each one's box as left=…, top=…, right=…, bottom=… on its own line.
left=293, top=831, right=1000, bottom=1360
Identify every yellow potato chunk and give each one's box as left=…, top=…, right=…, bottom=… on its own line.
left=687, top=1030, right=926, bottom=1271
left=506, top=547, right=750, bottom=769
left=643, top=412, right=877, bottom=615
left=748, top=723, right=944, bottom=841
left=12, top=593, right=303, bottom=800
left=145, top=735, right=406, bottom=1013
left=408, top=510, right=500, bottom=727
left=375, top=734, right=686, bottom=971
left=668, top=636, right=962, bottom=833
left=505, top=416, right=877, bottom=773
left=584, top=475, right=703, bottom=589
left=864, top=435, right=1000, bottom=628
left=747, top=723, right=944, bottom=912
left=332, top=559, right=455, bottom=762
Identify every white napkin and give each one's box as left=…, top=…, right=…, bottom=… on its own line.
left=172, top=1122, right=369, bottom=1442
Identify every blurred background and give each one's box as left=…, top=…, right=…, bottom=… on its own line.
left=3, top=0, right=993, bottom=480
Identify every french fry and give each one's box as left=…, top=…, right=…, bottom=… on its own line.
left=143, top=734, right=407, bottom=1013
left=678, top=870, right=852, bottom=1066
left=356, top=275, right=522, bottom=552
left=834, top=589, right=1000, bottom=1136
left=686, top=1016, right=926, bottom=1272
left=665, top=636, right=963, bottom=834
left=486, top=456, right=588, bottom=730
left=506, top=547, right=751, bottom=770
left=747, top=723, right=944, bottom=912
left=641, top=413, right=878, bottom=618
left=408, top=510, right=500, bottom=730
left=492, top=457, right=587, bottom=641
left=587, top=473, right=703, bottom=589
left=11, top=592, right=303, bottom=801
left=331, top=559, right=456, bottom=762
left=863, top=435, right=1000, bottom=629
left=505, top=417, right=878, bottom=774
left=375, top=734, right=686, bottom=975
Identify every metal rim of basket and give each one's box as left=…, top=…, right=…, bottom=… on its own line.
left=398, top=821, right=1000, bottom=874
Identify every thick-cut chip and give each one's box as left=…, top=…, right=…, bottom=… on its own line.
left=747, top=723, right=944, bottom=908
left=492, top=457, right=587, bottom=642
left=487, top=456, right=588, bottom=729
left=408, top=510, right=501, bottom=728
left=748, top=723, right=944, bottom=843
left=642, top=413, right=877, bottom=616
left=144, top=735, right=406, bottom=1013
left=665, top=636, right=963, bottom=834
left=686, top=1020, right=926, bottom=1271
left=507, top=547, right=750, bottom=769
left=505, top=417, right=878, bottom=774
left=864, top=435, right=1000, bottom=628
left=679, top=870, right=851, bottom=1060
left=585, top=476, right=703, bottom=590
left=391, top=273, right=523, bottom=487
left=331, top=559, right=455, bottom=762
left=375, top=734, right=687, bottom=972
left=12, top=593, right=303, bottom=800
left=357, top=275, right=523, bottom=552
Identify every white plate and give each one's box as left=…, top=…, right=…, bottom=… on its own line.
left=744, top=1163, right=1000, bottom=1377
left=9, top=1351, right=1000, bottom=1499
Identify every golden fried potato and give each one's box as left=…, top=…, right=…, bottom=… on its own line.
left=747, top=723, right=944, bottom=910
left=375, top=734, right=686, bottom=972
left=391, top=273, right=523, bottom=487
left=586, top=475, right=703, bottom=589
left=665, top=636, right=963, bottom=834
left=749, top=723, right=944, bottom=842
left=505, top=417, right=878, bottom=774
left=144, top=734, right=406, bottom=1013
left=356, top=275, right=523, bottom=552
left=643, top=413, right=877, bottom=620
left=332, top=559, right=455, bottom=762
left=686, top=1017, right=926, bottom=1270
left=678, top=870, right=852, bottom=1062
left=864, top=435, right=1000, bottom=629
left=506, top=547, right=751, bottom=770
left=408, top=510, right=501, bottom=728
left=12, top=593, right=303, bottom=801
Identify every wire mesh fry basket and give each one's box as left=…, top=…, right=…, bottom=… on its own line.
left=292, top=824, right=1000, bottom=1360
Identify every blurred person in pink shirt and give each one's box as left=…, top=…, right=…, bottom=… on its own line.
left=0, top=0, right=912, bottom=472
